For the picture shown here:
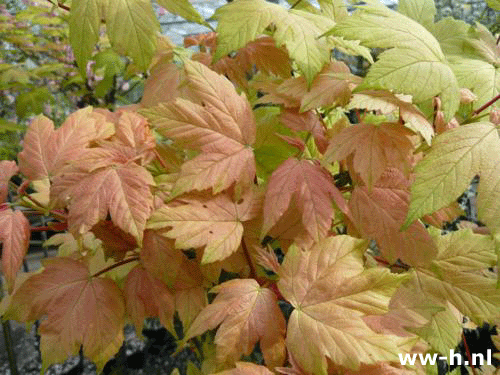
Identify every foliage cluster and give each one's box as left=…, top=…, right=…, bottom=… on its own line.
left=1, top=0, right=500, bottom=374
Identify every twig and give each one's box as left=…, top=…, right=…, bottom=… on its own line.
left=154, top=149, right=169, bottom=172
left=46, top=0, right=70, bottom=12
left=91, top=256, right=139, bottom=278
left=472, top=93, right=500, bottom=116
left=290, top=0, right=303, bottom=9
left=241, top=238, right=257, bottom=280
left=462, top=331, right=478, bottom=375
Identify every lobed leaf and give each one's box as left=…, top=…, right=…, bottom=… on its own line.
left=277, top=236, right=407, bottom=374
left=0, top=208, right=30, bottom=293
left=329, top=3, right=460, bottom=121
left=5, top=257, right=125, bottom=371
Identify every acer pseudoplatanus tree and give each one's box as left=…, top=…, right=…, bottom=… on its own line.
left=1, top=0, right=500, bottom=374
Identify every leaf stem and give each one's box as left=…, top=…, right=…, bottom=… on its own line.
left=46, top=0, right=70, bottom=11
left=154, top=149, right=169, bottom=172
left=241, top=238, right=257, bottom=280
left=290, top=0, right=303, bottom=9
left=462, top=331, right=478, bottom=375
left=91, top=256, right=139, bottom=278
left=472, top=93, right=500, bottom=117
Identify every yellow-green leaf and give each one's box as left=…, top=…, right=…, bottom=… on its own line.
left=329, top=3, right=460, bottom=121
left=104, top=0, right=159, bottom=71
left=69, top=0, right=101, bottom=77
left=213, top=0, right=335, bottom=85
left=157, top=0, right=212, bottom=29
left=404, top=122, right=500, bottom=228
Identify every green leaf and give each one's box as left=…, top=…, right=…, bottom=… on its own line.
left=329, top=3, right=460, bottom=121
left=69, top=0, right=101, bottom=77
left=16, top=87, right=53, bottom=119
left=0, top=119, right=24, bottom=134
left=435, top=20, right=500, bottom=111
left=93, top=49, right=126, bottom=97
left=157, top=0, right=212, bottom=29
left=105, top=0, right=159, bottom=71
left=486, top=0, right=500, bottom=10
left=403, top=122, right=500, bottom=228
left=397, top=0, right=436, bottom=31
left=213, top=0, right=335, bottom=85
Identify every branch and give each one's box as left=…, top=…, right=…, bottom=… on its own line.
left=472, top=93, right=500, bottom=116
left=91, top=256, right=139, bottom=278
left=46, top=0, right=70, bottom=12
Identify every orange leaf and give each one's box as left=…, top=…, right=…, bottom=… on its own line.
left=280, top=109, right=328, bottom=153
left=324, top=122, right=415, bottom=188
left=142, top=60, right=256, bottom=195
left=5, top=257, right=125, bottom=371
left=92, top=220, right=137, bottom=261
left=214, top=361, right=275, bottom=375
left=0, top=208, right=30, bottom=293
left=148, top=189, right=261, bottom=263
left=124, top=265, right=175, bottom=333
left=256, top=61, right=360, bottom=111
left=0, top=160, right=18, bottom=203
left=51, top=164, right=154, bottom=243
left=141, top=62, right=181, bottom=107
left=140, top=229, right=183, bottom=286
left=349, top=169, right=437, bottom=266
left=18, top=108, right=113, bottom=180
left=185, top=278, right=286, bottom=368
left=262, top=158, right=347, bottom=242
left=277, top=236, right=406, bottom=373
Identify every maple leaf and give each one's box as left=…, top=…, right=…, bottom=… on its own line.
left=397, top=0, right=436, bottom=31
left=124, top=265, right=175, bottom=334
left=349, top=169, right=437, bottom=266
left=51, top=163, right=154, bottom=243
left=324, top=123, right=415, bottom=188
left=0, top=160, right=18, bottom=203
left=156, top=0, right=211, bottom=28
left=104, top=0, right=159, bottom=71
left=18, top=107, right=114, bottom=181
left=93, top=110, right=156, bottom=166
left=328, top=3, right=460, bottom=121
left=91, top=220, right=137, bottom=261
left=277, top=236, right=407, bottom=374
left=435, top=20, right=500, bottom=111
left=262, top=158, right=347, bottom=240
left=213, top=0, right=335, bottom=85
left=403, top=122, right=500, bottom=229
left=69, top=0, right=100, bottom=77
left=280, top=109, right=328, bottom=154
left=213, top=362, right=274, bottom=375
left=262, top=158, right=347, bottom=242
left=142, top=60, right=256, bottom=196
left=140, top=229, right=184, bottom=287
left=347, top=90, right=434, bottom=144
left=256, top=61, right=361, bottom=112
left=318, top=0, right=348, bottom=22
left=185, top=278, right=286, bottom=368
left=0, top=208, right=30, bottom=293
left=148, top=189, right=261, bottom=264
left=404, top=229, right=499, bottom=326
left=4, top=257, right=125, bottom=371
left=141, top=62, right=181, bottom=107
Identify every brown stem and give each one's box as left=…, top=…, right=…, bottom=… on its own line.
left=241, top=238, right=257, bottom=280
left=154, top=149, right=169, bottom=172
left=91, top=256, right=139, bottom=278
left=290, top=0, right=303, bottom=9
left=472, top=93, right=500, bottom=116
left=462, top=331, right=478, bottom=375
left=46, top=0, right=70, bottom=11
